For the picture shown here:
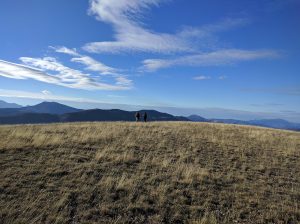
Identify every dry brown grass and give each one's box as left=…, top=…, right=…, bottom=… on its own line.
left=0, top=122, right=299, bottom=224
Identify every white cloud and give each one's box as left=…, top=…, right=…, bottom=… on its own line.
left=53, top=46, right=132, bottom=88
left=115, top=76, right=132, bottom=86
left=142, top=49, right=280, bottom=71
left=84, top=0, right=249, bottom=54
left=0, top=59, right=60, bottom=83
left=84, top=0, right=188, bottom=54
left=42, top=90, right=52, bottom=95
left=218, top=75, right=227, bottom=80
left=193, top=76, right=211, bottom=80
left=53, top=46, right=118, bottom=75
left=50, top=46, right=80, bottom=56
left=71, top=56, right=117, bottom=75
left=178, top=18, right=250, bottom=40
left=107, top=94, right=126, bottom=98
left=0, top=58, right=132, bottom=90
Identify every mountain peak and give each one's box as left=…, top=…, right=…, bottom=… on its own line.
left=188, top=114, right=207, bottom=122
left=22, top=102, right=81, bottom=115
left=38, top=101, right=65, bottom=105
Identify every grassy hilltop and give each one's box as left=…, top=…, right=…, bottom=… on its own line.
left=0, top=122, right=299, bottom=224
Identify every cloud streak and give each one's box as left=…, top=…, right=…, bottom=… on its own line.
left=142, top=49, right=279, bottom=71
left=53, top=46, right=132, bottom=87
left=193, top=76, right=211, bottom=80
left=0, top=58, right=132, bottom=90
left=51, top=46, right=80, bottom=56
left=53, top=46, right=119, bottom=75
left=0, top=89, right=109, bottom=103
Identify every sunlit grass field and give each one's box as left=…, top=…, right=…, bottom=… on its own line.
left=0, top=122, right=299, bottom=223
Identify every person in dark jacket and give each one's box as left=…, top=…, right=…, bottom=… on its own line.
left=143, top=112, right=148, bottom=122
left=135, top=112, right=140, bottom=122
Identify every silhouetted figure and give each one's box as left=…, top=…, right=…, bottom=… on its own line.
left=143, top=112, right=148, bottom=122
left=135, top=112, right=140, bottom=122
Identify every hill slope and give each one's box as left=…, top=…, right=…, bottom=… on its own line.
left=0, top=122, right=299, bottom=223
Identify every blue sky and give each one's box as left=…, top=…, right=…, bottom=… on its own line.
left=0, top=0, right=299, bottom=122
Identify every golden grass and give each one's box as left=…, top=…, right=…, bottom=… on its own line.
left=0, top=122, right=299, bottom=223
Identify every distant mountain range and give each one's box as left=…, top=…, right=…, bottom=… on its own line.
left=188, top=115, right=300, bottom=131
left=0, top=100, right=299, bottom=131
left=0, top=101, right=188, bottom=125
left=61, top=109, right=189, bottom=122
left=0, top=102, right=81, bottom=116
left=0, top=100, right=22, bottom=108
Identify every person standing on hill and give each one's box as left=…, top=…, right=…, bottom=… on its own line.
left=143, top=112, right=148, bottom=122
left=135, top=112, right=140, bottom=122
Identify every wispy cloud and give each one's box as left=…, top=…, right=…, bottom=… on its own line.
left=71, top=56, right=117, bottom=75
left=53, top=46, right=132, bottom=88
left=53, top=46, right=118, bottom=75
left=83, top=0, right=249, bottom=54
left=193, top=75, right=227, bottom=81
left=242, top=87, right=300, bottom=96
left=42, top=90, right=52, bottom=95
left=179, top=18, right=250, bottom=40
left=142, top=49, right=279, bottom=71
left=0, top=89, right=108, bottom=103
left=193, top=75, right=211, bottom=80
left=0, top=58, right=132, bottom=90
left=50, top=46, right=80, bottom=56
left=0, top=59, right=59, bottom=83
left=250, top=103, right=284, bottom=107
left=84, top=0, right=188, bottom=53
left=218, top=75, right=227, bottom=80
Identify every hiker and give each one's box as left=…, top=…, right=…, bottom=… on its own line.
left=135, top=112, right=140, bottom=122
left=143, top=112, right=148, bottom=122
